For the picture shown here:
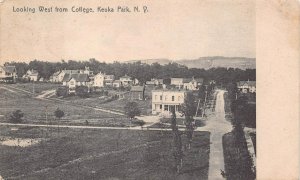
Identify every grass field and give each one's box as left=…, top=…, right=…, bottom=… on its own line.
left=0, top=85, right=130, bottom=127
left=0, top=126, right=210, bottom=180
left=9, top=83, right=60, bottom=94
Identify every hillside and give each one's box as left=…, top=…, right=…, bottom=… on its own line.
left=126, top=57, right=256, bottom=69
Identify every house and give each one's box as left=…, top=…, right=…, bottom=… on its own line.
left=23, top=69, right=39, bottom=82
left=93, top=73, right=106, bottom=87
left=171, top=77, right=204, bottom=90
left=183, top=78, right=204, bottom=90
left=146, top=78, right=164, bottom=86
left=104, top=75, right=115, bottom=86
left=130, top=86, right=145, bottom=100
left=170, top=78, right=184, bottom=87
left=51, top=70, right=80, bottom=83
left=0, top=65, right=17, bottom=82
left=120, top=74, right=132, bottom=86
left=79, top=66, right=94, bottom=76
left=152, top=89, right=186, bottom=116
left=237, top=81, right=256, bottom=93
left=112, top=80, right=122, bottom=88
left=62, top=73, right=90, bottom=93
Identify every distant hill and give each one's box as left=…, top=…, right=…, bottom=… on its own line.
left=126, top=57, right=256, bottom=69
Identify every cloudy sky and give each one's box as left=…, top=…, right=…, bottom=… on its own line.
left=0, top=0, right=255, bottom=63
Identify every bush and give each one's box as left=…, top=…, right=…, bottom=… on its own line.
left=124, top=101, right=141, bottom=119
left=56, top=86, right=68, bottom=97
left=75, top=86, right=89, bottom=98
left=131, top=119, right=145, bottom=127
left=9, top=110, right=24, bottom=123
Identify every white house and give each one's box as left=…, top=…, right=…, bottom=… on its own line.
left=93, top=73, right=106, bottom=87
left=120, top=74, right=132, bottom=86
left=51, top=70, right=80, bottom=83
left=62, top=73, right=90, bottom=93
left=23, top=69, right=39, bottom=82
left=152, top=89, right=186, bottom=116
left=112, top=80, right=122, bottom=88
left=237, top=81, right=256, bottom=93
left=79, top=66, right=94, bottom=76
left=104, top=75, right=115, bottom=86
left=170, top=78, right=184, bottom=87
left=0, top=65, right=17, bottom=82
left=171, top=77, right=204, bottom=90
left=146, top=78, right=164, bottom=86
left=183, top=78, right=204, bottom=90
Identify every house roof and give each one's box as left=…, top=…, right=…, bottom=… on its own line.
left=237, top=81, right=256, bottom=87
left=1, top=66, right=16, bottom=73
left=113, top=80, right=122, bottom=83
left=120, top=74, right=131, bottom=79
left=182, top=78, right=193, bottom=83
left=62, top=70, right=80, bottom=74
left=52, top=71, right=61, bottom=76
left=62, top=73, right=90, bottom=82
left=131, top=86, right=144, bottom=92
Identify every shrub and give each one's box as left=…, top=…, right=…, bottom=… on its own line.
left=131, top=119, right=145, bottom=127
left=9, top=110, right=24, bottom=123
left=124, top=101, right=141, bottom=119
left=75, top=86, right=89, bottom=98
left=56, top=86, right=68, bottom=97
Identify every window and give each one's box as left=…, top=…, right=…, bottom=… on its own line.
left=172, top=96, right=175, bottom=101
left=165, top=95, right=167, bottom=101
left=155, top=95, right=157, bottom=100
left=164, top=105, right=168, bottom=111
left=70, top=81, right=74, bottom=85
left=160, top=105, right=162, bottom=109
left=160, top=95, right=162, bottom=100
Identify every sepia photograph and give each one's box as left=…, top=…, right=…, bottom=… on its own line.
left=0, top=0, right=258, bottom=179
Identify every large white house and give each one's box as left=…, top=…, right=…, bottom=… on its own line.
left=62, top=73, right=90, bottom=93
left=0, top=65, right=17, bottom=82
left=120, top=74, right=132, bottom=86
left=152, top=89, right=186, bottom=116
left=23, top=69, right=39, bottom=82
left=93, top=73, right=115, bottom=87
left=171, top=77, right=204, bottom=90
left=237, top=81, right=256, bottom=93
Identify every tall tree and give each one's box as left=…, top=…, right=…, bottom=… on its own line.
left=181, top=92, right=197, bottom=149
left=170, top=108, right=183, bottom=173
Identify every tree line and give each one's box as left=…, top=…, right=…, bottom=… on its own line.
left=5, top=59, right=255, bottom=84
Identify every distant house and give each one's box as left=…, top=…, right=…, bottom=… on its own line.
left=79, top=66, right=94, bottom=76
left=62, top=73, right=90, bottom=93
left=104, top=75, right=115, bottom=86
left=183, top=78, right=204, bottom=90
left=237, top=81, right=256, bottom=93
left=94, top=73, right=115, bottom=87
left=146, top=78, right=164, bottom=86
left=120, top=74, right=132, bottom=86
left=171, top=77, right=204, bottom=90
left=23, top=69, right=39, bottom=82
left=112, top=80, right=122, bottom=88
left=93, top=73, right=106, bottom=87
left=51, top=70, right=79, bottom=83
left=152, top=89, right=186, bottom=116
left=0, top=65, right=17, bottom=82
left=170, top=78, right=184, bottom=87
left=130, top=86, right=145, bottom=100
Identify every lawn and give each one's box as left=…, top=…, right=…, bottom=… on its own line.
left=0, top=126, right=210, bottom=180
left=9, top=82, right=60, bottom=94
left=0, top=86, right=130, bottom=127
left=160, top=118, right=206, bottom=127
left=222, top=132, right=255, bottom=180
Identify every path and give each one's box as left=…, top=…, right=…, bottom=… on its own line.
left=204, top=90, right=232, bottom=179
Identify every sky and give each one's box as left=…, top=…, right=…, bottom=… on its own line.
left=0, top=0, right=255, bottom=63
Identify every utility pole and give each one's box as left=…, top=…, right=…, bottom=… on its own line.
left=195, top=99, right=201, bottom=117
left=202, top=85, right=208, bottom=117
